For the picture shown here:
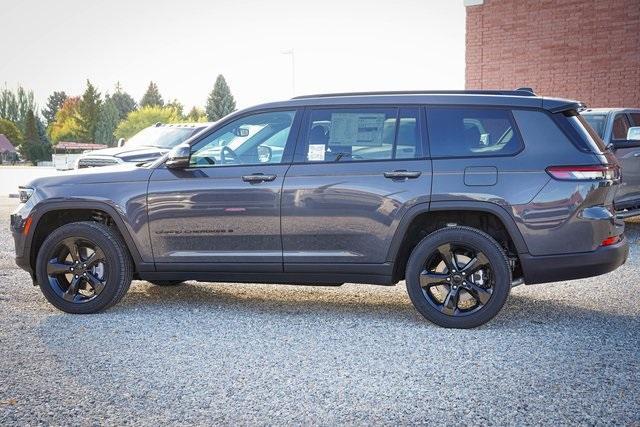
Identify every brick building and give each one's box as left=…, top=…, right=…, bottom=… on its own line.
left=465, top=0, right=640, bottom=107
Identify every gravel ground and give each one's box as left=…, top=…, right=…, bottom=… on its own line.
left=0, top=196, right=638, bottom=425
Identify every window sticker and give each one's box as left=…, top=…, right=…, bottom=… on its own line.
left=308, top=144, right=326, bottom=161
left=329, top=113, right=386, bottom=147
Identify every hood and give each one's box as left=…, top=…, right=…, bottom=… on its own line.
left=27, top=163, right=154, bottom=188
left=85, top=146, right=169, bottom=162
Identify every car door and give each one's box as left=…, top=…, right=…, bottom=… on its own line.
left=281, top=106, right=431, bottom=274
left=146, top=109, right=300, bottom=271
left=611, top=112, right=640, bottom=208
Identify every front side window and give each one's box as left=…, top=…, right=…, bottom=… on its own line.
left=427, top=108, right=522, bottom=158
left=189, top=111, right=295, bottom=167
left=298, top=107, right=422, bottom=162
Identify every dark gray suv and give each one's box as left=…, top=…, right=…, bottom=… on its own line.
left=11, top=90, right=629, bottom=328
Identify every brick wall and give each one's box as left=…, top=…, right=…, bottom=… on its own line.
left=465, top=0, right=640, bottom=107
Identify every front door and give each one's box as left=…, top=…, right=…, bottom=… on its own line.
left=281, top=106, right=431, bottom=272
left=147, top=109, right=299, bottom=271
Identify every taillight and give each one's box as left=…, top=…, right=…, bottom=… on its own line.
left=546, top=165, right=619, bottom=181
left=601, top=235, right=621, bottom=247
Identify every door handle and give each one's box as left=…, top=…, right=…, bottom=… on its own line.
left=633, top=153, right=640, bottom=157
left=241, top=173, right=277, bottom=183
left=383, top=170, right=421, bottom=180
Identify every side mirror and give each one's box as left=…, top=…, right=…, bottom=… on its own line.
left=117, top=138, right=125, bottom=147
left=627, top=127, right=640, bottom=141
left=257, top=145, right=272, bottom=163
left=166, top=143, right=191, bottom=169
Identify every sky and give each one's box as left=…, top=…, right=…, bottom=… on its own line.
left=0, top=0, right=466, bottom=112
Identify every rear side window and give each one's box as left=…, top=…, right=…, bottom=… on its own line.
left=426, top=108, right=522, bottom=158
left=297, top=107, right=422, bottom=162
left=612, top=114, right=631, bottom=140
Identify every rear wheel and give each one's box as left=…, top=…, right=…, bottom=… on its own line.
left=405, top=226, right=511, bottom=328
left=36, top=221, right=133, bottom=314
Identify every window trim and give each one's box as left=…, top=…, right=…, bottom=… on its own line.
left=178, top=107, right=303, bottom=169
left=424, top=105, right=525, bottom=160
left=292, top=105, right=427, bottom=165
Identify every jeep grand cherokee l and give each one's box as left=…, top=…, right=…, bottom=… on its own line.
left=11, top=90, right=628, bottom=328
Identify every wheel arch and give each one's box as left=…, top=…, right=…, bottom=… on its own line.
left=27, top=200, right=150, bottom=274
left=387, top=201, right=529, bottom=282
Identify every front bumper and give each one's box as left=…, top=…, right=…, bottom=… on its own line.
left=520, top=237, right=629, bottom=285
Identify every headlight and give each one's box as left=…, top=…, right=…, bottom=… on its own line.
left=18, top=187, right=34, bottom=203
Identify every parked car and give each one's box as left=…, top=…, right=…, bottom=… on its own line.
left=11, top=90, right=628, bottom=328
left=75, top=122, right=211, bottom=168
left=581, top=108, right=640, bottom=217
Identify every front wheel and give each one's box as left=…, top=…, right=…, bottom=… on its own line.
left=405, top=226, right=511, bottom=328
left=35, top=221, right=133, bottom=314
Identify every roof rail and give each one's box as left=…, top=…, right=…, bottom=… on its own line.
left=292, top=89, right=537, bottom=99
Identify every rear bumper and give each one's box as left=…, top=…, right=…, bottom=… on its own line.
left=520, top=237, right=628, bottom=285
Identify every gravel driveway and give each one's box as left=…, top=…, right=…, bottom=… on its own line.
left=0, top=196, right=638, bottom=425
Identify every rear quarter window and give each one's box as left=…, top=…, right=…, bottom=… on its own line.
left=426, top=107, right=522, bottom=158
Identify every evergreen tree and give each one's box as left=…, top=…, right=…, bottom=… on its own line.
left=21, top=110, right=43, bottom=165
left=110, top=82, right=137, bottom=120
left=205, top=75, right=236, bottom=121
left=186, top=106, right=207, bottom=122
left=15, top=87, right=37, bottom=132
left=0, top=87, right=18, bottom=121
left=140, top=81, right=164, bottom=108
left=76, top=80, right=102, bottom=142
left=94, top=99, right=120, bottom=146
left=36, top=117, right=51, bottom=146
left=42, top=91, right=68, bottom=126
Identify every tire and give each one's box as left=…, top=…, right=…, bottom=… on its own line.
left=35, top=221, right=133, bottom=314
left=148, top=280, right=184, bottom=287
left=405, top=226, right=511, bottom=328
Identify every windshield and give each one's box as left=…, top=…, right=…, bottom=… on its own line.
left=125, top=126, right=198, bottom=149
left=581, top=113, right=607, bottom=139
left=569, top=113, right=608, bottom=153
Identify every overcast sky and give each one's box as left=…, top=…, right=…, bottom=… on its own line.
left=0, top=0, right=465, bottom=112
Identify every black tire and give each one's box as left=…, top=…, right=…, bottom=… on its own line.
left=405, top=226, right=511, bottom=328
left=148, top=280, right=184, bottom=287
left=35, top=221, right=133, bottom=314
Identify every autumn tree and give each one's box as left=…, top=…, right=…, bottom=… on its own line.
left=114, top=106, right=180, bottom=139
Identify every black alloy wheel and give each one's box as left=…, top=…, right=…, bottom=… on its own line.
left=405, top=226, right=511, bottom=328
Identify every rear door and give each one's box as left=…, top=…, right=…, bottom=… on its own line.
left=611, top=112, right=640, bottom=208
left=281, top=106, right=431, bottom=274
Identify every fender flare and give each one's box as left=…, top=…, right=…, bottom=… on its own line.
left=385, top=200, right=529, bottom=264
left=26, top=200, right=150, bottom=272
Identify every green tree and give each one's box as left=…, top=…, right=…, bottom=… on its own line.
left=0, top=87, right=18, bottom=122
left=21, top=110, right=44, bottom=165
left=94, top=99, right=120, bottom=146
left=166, top=99, right=184, bottom=118
left=205, top=75, right=236, bottom=121
left=114, top=106, right=180, bottom=139
left=0, top=118, right=23, bottom=146
left=140, top=81, right=164, bottom=108
left=42, top=91, right=68, bottom=126
left=186, top=106, right=208, bottom=122
left=76, top=80, right=102, bottom=142
left=110, top=82, right=137, bottom=120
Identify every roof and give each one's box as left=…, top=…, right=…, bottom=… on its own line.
left=55, top=142, right=108, bottom=150
left=0, top=134, right=16, bottom=153
left=581, top=108, right=640, bottom=115
left=238, top=90, right=584, bottom=115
